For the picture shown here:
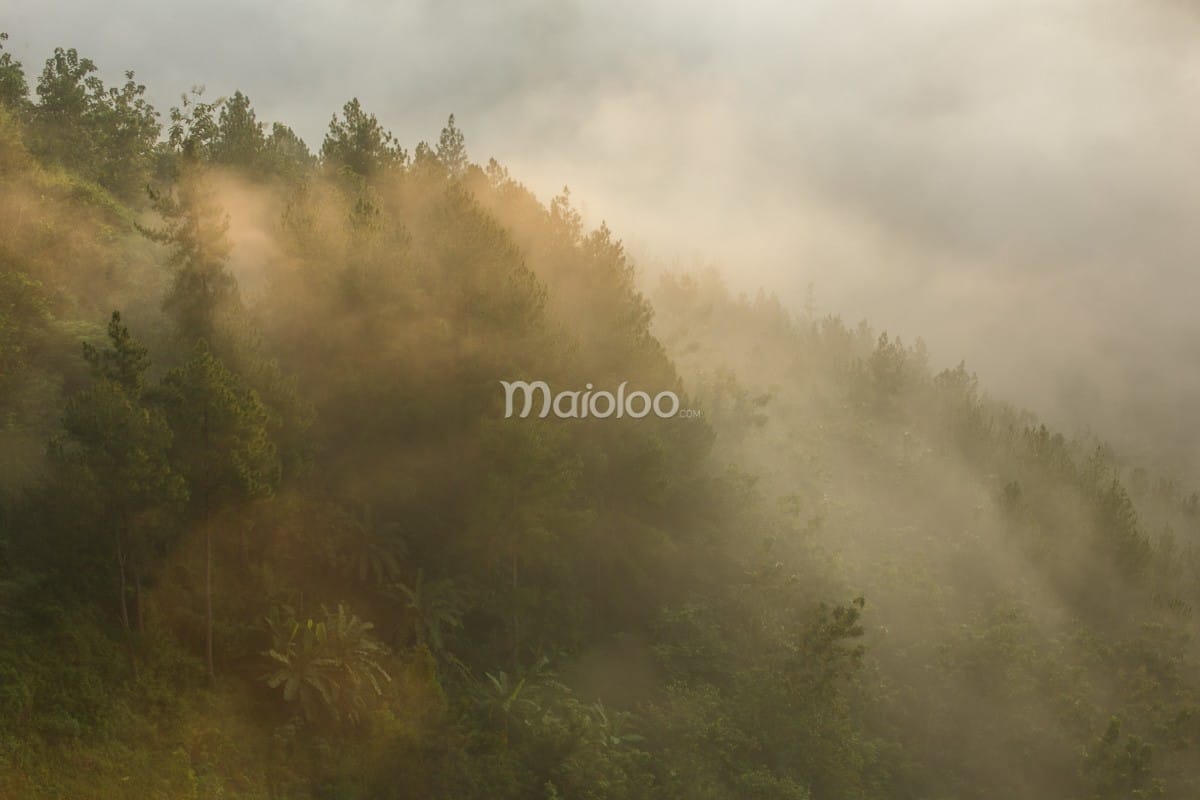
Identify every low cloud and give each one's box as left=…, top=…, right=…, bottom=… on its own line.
left=7, top=0, right=1200, bottom=475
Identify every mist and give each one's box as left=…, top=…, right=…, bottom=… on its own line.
left=8, top=0, right=1200, bottom=476
left=4, top=3, right=1200, bottom=798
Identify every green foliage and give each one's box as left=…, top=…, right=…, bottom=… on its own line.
left=263, top=122, right=314, bottom=182
left=397, top=569, right=466, bottom=655
left=166, top=87, right=221, bottom=163
left=142, top=170, right=239, bottom=344
left=0, top=269, right=50, bottom=387
left=0, top=32, right=28, bottom=111
left=92, top=72, right=160, bottom=199
left=1, top=35, right=1199, bottom=799
left=263, top=603, right=391, bottom=725
left=651, top=269, right=1200, bottom=799
left=56, top=311, right=185, bottom=628
left=321, top=97, right=406, bottom=178
left=436, top=113, right=467, bottom=176
left=1084, top=717, right=1164, bottom=799
left=212, top=90, right=265, bottom=170
left=30, top=47, right=158, bottom=200
left=31, top=47, right=103, bottom=169
left=80, top=310, right=149, bottom=393
left=158, top=340, right=279, bottom=512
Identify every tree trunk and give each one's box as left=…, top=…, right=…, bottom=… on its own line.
left=205, top=525, right=214, bottom=679
left=118, top=535, right=139, bottom=681
left=117, top=537, right=130, bottom=632
left=134, top=564, right=144, bottom=634
left=511, top=545, right=519, bottom=671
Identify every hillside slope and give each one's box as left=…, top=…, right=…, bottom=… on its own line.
left=1, top=36, right=1198, bottom=800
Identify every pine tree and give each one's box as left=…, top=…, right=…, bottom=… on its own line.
left=142, top=169, right=239, bottom=347
left=262, top=122, right=313, bottom=181
left=320, top=97, right=405, bottom=178
left=158, top=340, right=279, bottom=677
left=436, top=113, right=467, bottom=176
left=212, top=90, right=265, bottom=170
left=58, top=312, right=184, bottom=632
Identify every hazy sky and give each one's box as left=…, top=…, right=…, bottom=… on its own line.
left=6, top=0, right=1200, bottom=475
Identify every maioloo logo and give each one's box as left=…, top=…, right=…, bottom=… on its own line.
left=501, top=381, right=696, bottom=419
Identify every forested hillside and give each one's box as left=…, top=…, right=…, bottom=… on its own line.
left=1, top=35, right=1198, bottom=799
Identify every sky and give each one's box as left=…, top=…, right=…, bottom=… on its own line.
left=6, top=0, right=1200, bottom=477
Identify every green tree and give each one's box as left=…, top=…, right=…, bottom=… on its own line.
left=212, top=89, right=265, bottom=170
left=92, top=71, right=159, bottom=200
left=158, top=340, right=279, bottom=676
left=263, top=603, right=391, bottom=725
left=262, top=121, right=313, bottom=181
left=436, top=113, right=467, bottom=176
left=1084, top=717, right=1164, bottom=799
left=397, top=569, right=466, bottom=656
left=57, top=312, right=184, bottom=631
left=0, top=32, right=28, bottom=111
left=320, top=97, right=405, bottom=178
left=0, top=271, right=49, bottom=393
left=31, top=47, right=103, bottom=173
left=412, top=138, right=437, bottom=169
left=166, top=87, right=221, bottom=164
left=142, top=169, right=239, bottom=346
left=28, top=46, right=157, bottom=198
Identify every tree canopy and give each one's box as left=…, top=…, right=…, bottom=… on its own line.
left=1, top=31, right=1199, bottom=800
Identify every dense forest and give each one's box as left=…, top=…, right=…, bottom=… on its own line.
left=1, top=34, right=1199, bottom=799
